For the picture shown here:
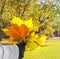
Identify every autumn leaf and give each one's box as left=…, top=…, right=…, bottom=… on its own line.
left=25, top=41, right=38, bottom=51
left=24, top=18, right=33, bottom=29
left=10, top=17, right=23, bottom=26
left=34, top=35, right=47, bottom=45
left=25, top=31, right=39, bottom=50
left=3, top=24, right=29, bottom=42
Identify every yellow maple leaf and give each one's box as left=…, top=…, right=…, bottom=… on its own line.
left=25, top=32, right=39, bottom=51
left=24, top=18, right=33, bottom=29
left=2, top=28, right=9, bottom=36
left=2, top=28, right=8, bottom=32
left=34, top=35, right=47, bottom=45
left=25, top=41, right=38, bottom=51
left=10, top=16, right=23, bottom=26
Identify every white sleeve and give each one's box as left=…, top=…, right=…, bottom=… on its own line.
left=0, top=45, right=19, bottom=59
left=0, top=45, right=4, bottom=59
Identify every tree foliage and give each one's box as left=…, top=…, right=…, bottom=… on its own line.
left=0, top=0, right=60, bottom=39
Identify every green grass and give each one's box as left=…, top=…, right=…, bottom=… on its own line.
left=23, top=39, right=60, bottom=59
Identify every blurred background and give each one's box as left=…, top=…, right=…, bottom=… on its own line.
left=0, top=0, right=60, bottom=40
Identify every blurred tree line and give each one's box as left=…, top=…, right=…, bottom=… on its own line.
left=0, top=0, right=60, bottom=40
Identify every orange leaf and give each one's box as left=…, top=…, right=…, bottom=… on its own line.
left=6, top=24, right=29, bottom=39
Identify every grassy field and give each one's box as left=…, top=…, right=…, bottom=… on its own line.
left=23, top=37, right=60, bottom=59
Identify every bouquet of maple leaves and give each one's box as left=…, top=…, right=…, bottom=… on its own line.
left=1, top=17, right=47, bottom=50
